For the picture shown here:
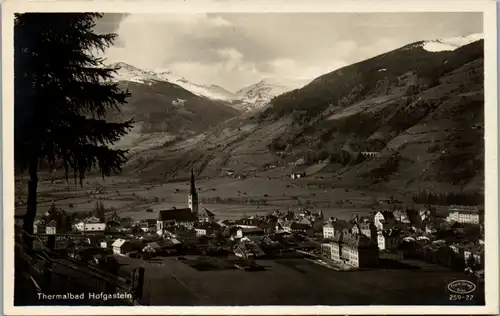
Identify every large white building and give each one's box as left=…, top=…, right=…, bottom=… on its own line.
left=322, top=223, right=335, bottom=239
left=321, top=230, right=379, bottom=268
left=74, top=221, right=106, bottom=232
left=446, top=205, right=482, bottom=224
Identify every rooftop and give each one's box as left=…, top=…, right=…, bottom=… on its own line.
left=158, top=208, right=197, bottom=222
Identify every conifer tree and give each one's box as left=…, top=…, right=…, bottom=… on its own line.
left=15, top=13, right=132, bottom=248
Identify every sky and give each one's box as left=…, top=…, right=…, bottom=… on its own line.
left=94, top=12, right=482, bottom=92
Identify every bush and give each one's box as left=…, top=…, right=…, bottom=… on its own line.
left=412, top=190, right=483, bottom=206
left=363, top=153, right=401, bottom=180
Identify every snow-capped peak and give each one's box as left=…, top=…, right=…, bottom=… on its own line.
left=108, top=62, right=237, bottom=101
left=109, top=62, right=161, bottom=84
left=421, top=33, right=483, bottom=52
left=233, top=77, right=309, bottom=111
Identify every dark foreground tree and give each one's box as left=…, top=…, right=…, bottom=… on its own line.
left=15, top=13, right=132, bottom=249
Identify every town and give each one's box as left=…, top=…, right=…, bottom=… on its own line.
left=16, top=170, right=485, bottom=305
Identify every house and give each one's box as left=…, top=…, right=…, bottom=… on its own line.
left=143, top=241, right=163, bottom=254
left=326, top=220, right=352, bottom=237
left=447, top=205, right=482, bottom=224
left=106, top=220, right=122, bottom=232
left=351, top=223, right=361, bottom=235
left=193, top=222, right=219, bottom=236
left=45, top=220, right=57, bottom=235
left=277, top=219, right=292, bottom=232
left=198, top=208, right=215, bottom=223
left=377, top=230, right=401, bottom=250
left=321, top=243, right=335, bottom=259
left=220, top=225, right=239, bottom=238
left=359, top=222, right=377, bottom=241
left=99, top=240, right=108, bottom=249
left=139, top=219, right=157, bottom=232
left=374, top=211, right=396, bottom=231
left=74, top=221, right=107, bottom=232
left=310, top=219, right=325, bottom=237
left=234, top=240, right=266, bottom=259
left=157, top=208, right=197, bottom=230
left=217, top=219, right=232, bottom=227
left=416, top=235, right=430, bottom=242
left=393, top=210, right=411, bottom=224
left=111, top=238, right=135, bottom=255
left=290, top=172, right=305, bottom=179
left=83, top=216, right=101, bottom=223
left=33, top=220, right=45, bottom=235
left=463, top=244, right=484, bottom=268
left=242, top=235, right=275, bottom=247
left=360, top=151, right=380, bottom=158
left=258, top=221, right=276, bottom=234
left=120, top=217, right=133, bottom=229
left=322, top=230, right=379, bottom=268
left=235, top=218, right=262, bottom=228
left=297, top=217, right=313, bottom=226
left=236, top=227, right=265, bottom=238
left=290, top=222, right=310, bottom=233
left=449, top=244, right=462, bottom=255
left=425, top=223, right=438, bottom=235
left=341, top=233, right=379, bottom=268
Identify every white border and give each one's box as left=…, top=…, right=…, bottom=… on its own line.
left=2, top=0, right=498, bottom=315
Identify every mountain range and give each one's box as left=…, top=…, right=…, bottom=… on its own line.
left=108, top=62, right=308, bottom=111
left=116, top=33, right=484, bottom=194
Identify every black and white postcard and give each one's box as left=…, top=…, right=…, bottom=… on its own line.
left=3, top=0, right=498, bottom=315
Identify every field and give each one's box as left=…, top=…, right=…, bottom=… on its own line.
left=115, top=255, right=485, bottom=306
left=15, top=172, right=414, bottom=221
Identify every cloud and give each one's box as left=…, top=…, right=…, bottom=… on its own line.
left=98, top=12, right=482, bottom=91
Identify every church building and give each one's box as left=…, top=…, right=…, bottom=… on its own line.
left=157, top=170, right=215, bottom=231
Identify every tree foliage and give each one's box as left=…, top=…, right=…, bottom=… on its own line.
left=15, top=13, right=132, bottom=182
left=412, top=190, right=484, bottom=206
left=15, top=13, right=132, bottom=246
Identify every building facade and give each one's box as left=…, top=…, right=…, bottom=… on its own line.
left=374, top=211, right=395, bottom=231
left=447, top=205, right=482, bottom=224
left=377, top=230, right=401, bottom=250
left=322, top=230, right=379, bottom=268
left=74, top=222, right=106, bottom=232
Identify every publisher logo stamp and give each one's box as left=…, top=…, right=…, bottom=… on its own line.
left=448, top=280, right=476, bottom=294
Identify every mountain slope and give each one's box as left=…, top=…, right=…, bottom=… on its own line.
left=126, top=36, right=484, bottom=194
left=107, top=64, right=240, bottom=152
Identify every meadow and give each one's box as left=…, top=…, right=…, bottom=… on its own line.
left=15, top=172, right=413, bottom=221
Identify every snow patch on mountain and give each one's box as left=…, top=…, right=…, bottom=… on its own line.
left=172, top=98, right=187, bottom=107
left=108, top=62, right=310, bottom=112
left=235, top=78, right=310, bottom=110
left=421, top=33, right=483, bottom=52
left=108, top=62, right=236, bottom=101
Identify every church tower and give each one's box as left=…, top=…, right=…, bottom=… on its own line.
left=188, top=169, right=199, bottom=214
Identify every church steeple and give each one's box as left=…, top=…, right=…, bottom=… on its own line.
left=190, top=169, right=197, bottom=195
left=188, top=169, right=199, bottom=214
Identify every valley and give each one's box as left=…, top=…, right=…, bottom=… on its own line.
left=17, top=34, right=485, bottom=219
left=120, top=37, right=484, bottom=196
